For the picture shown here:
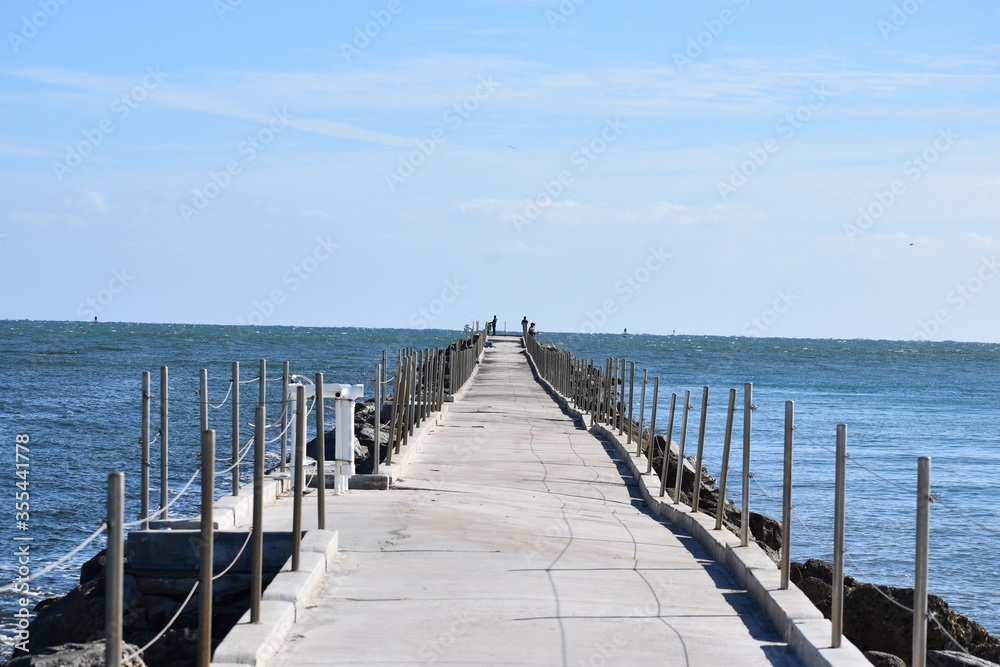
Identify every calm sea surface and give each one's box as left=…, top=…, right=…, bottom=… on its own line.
left=2, top=321, right=999, bottom=656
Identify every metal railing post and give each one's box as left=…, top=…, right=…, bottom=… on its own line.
left=627, top=362, right=635, bottom=444
left=692, top=386, right=709, bottom=513
left=106, top=472, right=124, bottom=667
left=637, top=369, right=647, bottom=458
left=646, top=377, right=659, bottom=474
left=387, top=359, right=401, bottom=464
left=232, top=361, right=240, bottom=495
left=316, top=373, right=326, bottom=530
left=259, top=359, right=266, bottom=412
left=292, top=385, right=305, bottom=571
left=251, top=406, right=264, bottom=623
left=198, top=429, right=215, bottom=667
left=716, top=388, right=737, bottom=531
left=658, top=392, right=677, bottom=497
left=913, top=456, right=931, bottom=667
left=160, top=366, right=169, bottom=519
left=200, top=368, right=209, bottom=432
left=619, top=358, right=626, bottom=433
left=741, top=382, right=752, bottom=547
left=280, top=361, right=290, bottom=473
left=141, top=372, right=150, bottom=530
left=673, top=390, right=691, bottom=504
left=373, top=364, right=382, bottom=475
left=781, top=401, right=794, bottom=589
left=832, top=424, right=847, bottom=648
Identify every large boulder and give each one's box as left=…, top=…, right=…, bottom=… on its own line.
left=791, top=559, right=1000, bottom=665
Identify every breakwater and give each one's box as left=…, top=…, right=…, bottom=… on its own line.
left=524, top=334, right=1000, bottom=666
left=3, top=323, right=1000, bottom=664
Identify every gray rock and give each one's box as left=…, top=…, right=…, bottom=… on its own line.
left=6, top=641, right=146, bottom=667
left=929, top=650, right=1000, bottom=667
left=864, top=651, right=906, bottom=667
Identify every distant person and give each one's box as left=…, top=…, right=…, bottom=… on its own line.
left=521, top=316, right=528, bottom=336
left=491, top=315, right=498, bottom=335
left=528, top=322, right=536, bottom=336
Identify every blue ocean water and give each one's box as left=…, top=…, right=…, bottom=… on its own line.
left=1, top=322, right=998, bottom=657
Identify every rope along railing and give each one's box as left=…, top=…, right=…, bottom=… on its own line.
left=523, top=334, right=979, bottom=664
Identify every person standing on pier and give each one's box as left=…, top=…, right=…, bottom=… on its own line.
left=491, top=315, right=498, bottom=336
left=521, top=316, right=528, bottom=336
left=528, top=322, right=536, bottom=336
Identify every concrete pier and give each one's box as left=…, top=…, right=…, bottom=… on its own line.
left=212, top=336, right=869, bottom=666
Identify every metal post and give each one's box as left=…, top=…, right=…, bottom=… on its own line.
left=692, top=386, right=709, bottom=513
left=105, top=472, right=124, bottom=667
left=141, top=372, right=150, bottom=530
left=280, top=361, right=290, bottom=473
left=200, top=368, right=209, bottom=432
left=259, top=359, right=266, bottom=411
left=292, top=385, right=305, bottom=571
left=251, top=407, right=264, bottom=623
left=832, top=424, right=847, bottom=648
left=614, top=358, right=622, bottom=434
left=646, top=377, right=659, bottom=474
left=436, top=353, right=445, bottom=410
left=658, top=392, right=677, bottom=498
left=232, top=361, right=240, bottom=495
left=373, top=364, right=382, bottom=475
left=407, top=356, right=416, bottom=438
left=627, top=362, right=635, bottom=444
left=673, top=390, right=691, bottom=504
left=781, top=401, right=794, bottom=589
left=198, top=429, right=215, bottom=667
left=316, top=373, right=326, bottom=530
left=160, top=366, right=169, bottom=519
left=716, top=388, right=738, bottom=531
left=741, top=382, right=752, bottom=547
left=913, top=457, right=931, bottom=667
left=619, top=358, right=626, bottom=433
left=387, top=359, right=400, bottom=464
left=382, top=350, right=389, bottom=404
left=637, top=369, right=647, bottom=458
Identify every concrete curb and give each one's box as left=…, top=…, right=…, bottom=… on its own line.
left=524, top=351, right=871, bottom=667
left=211, top=529, right=339, bottom=667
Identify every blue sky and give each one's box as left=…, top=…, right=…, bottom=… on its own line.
left=1, top=0, right=998, bottom=341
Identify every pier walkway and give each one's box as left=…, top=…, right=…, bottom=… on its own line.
left=219, top=336, right=825, bottom=666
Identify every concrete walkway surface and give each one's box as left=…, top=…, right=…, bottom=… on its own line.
left=252, top=338, right=811, bottom=666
